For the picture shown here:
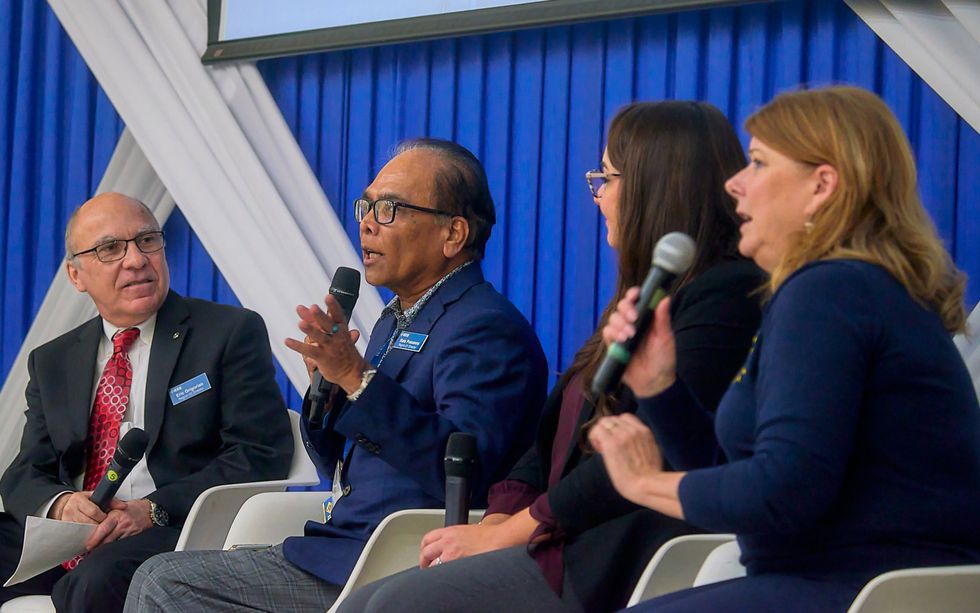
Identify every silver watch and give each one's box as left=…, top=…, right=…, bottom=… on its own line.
left=347, top=368, right=377, bottom=402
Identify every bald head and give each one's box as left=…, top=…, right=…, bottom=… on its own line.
left=64, top=193, right=169, bottom=327
left=65, top=193, right=157, bottom=262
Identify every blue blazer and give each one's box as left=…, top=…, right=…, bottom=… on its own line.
left=283, top=264, right=548, bottom=585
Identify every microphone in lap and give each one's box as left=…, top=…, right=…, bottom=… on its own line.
left=309, top=266, right=361, bottom=425
left=591, top=232, right=696, bottom=396
left=89, top=427, right=149, bottom=512
left=444, top=432, right=479, bottom=527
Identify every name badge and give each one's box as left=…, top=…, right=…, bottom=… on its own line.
left=392, top=331, right=428, bottom=353
left=169, top=373, right=212, bottom=405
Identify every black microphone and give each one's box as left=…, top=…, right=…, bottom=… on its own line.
left=444, top=432, right=479, bottom=527
left=591, top=232, right=696, bottom=396
left=309, top=267, right=361, bottom=425
left=89, top=427, right=149, bottom=512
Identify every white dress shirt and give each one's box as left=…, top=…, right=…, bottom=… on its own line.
left=36, top=315, right=158, bottom=517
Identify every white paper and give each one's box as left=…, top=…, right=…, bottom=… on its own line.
left=3, top=516, right=97, bottom=586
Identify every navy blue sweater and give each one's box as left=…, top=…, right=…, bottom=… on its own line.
left=642, top=260, right=980, bottom=585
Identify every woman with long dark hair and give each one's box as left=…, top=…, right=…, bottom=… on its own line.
left=338, top=100, right=765, bottom=612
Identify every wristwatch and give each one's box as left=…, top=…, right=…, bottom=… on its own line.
left=347, top=368, right=377, bottom=402
left=148, top=500, right=170, bottom=527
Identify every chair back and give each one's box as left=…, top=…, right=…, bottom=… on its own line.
left=327, top=508, right=484, bottom=613
left=626, top=534, right=736, bottom=606
left=953, top=302, right=980, bottom=402
left=692, top=540, right=746, bottom=586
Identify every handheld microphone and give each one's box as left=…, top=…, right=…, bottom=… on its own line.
left=89, top=427, right=149, bottom=512
left=444, top=432, right=479, bottom=527
left=309, top=267, right=361, bottom=425
left=591, top=232, right=696, bottom=396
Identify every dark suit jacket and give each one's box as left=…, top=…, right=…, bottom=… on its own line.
left=503, top=258, right=766, bottom=611
left=282, top=264, right=549, bottom=586
left=0, top=291, right=293, bottom=526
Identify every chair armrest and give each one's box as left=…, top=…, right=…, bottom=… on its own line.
left=627, top=534, right=737, bottom=606
left=175, top=481, right=294, bottom=551
left=847, top=564, right=980, bottom=613
left=327, top=509, right=485, bottom=613
left=222, top=491, right=327, bottom=550
left=692, top=540, right=745, bottom=586
left=174, top=410, right=321, bottom=551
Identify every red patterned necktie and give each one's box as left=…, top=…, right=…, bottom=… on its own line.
left=63, top=327, right=140, bottom=571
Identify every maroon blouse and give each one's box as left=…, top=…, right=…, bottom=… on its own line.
left=484, top=373, right=588, bottom=594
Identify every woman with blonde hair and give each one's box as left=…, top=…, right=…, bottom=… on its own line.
left=594, top=85, right=980, bottom=611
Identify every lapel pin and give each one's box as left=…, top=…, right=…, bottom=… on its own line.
left=173, top=332, right=180, bottom=339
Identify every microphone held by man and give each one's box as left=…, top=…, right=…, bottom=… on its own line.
left=89, top=428, right=149, bottom=513
left=309, top=266, right=361, bottom=425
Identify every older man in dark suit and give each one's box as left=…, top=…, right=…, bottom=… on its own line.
left=126, top=139, right=549, bottom=612
left=0, top=193, right=293, bottom=612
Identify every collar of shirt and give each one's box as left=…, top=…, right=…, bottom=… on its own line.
left=100, top=313, right=158, bottom=357
left=381, top=260, right=474, bottom=330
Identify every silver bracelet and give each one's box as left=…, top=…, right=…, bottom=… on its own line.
left=347, top=368, right=377, bottom=402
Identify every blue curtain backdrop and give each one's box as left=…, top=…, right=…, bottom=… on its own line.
left=2, top=0, right=979, bottom=397
left=0, top=1, right=305, bottom=408
left=259, top=0, right=980, bottom=380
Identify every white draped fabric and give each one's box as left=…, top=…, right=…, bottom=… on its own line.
left=5, top=0, right=978, bottom=505
left=45, top=0, right=383, bottom=394
left=846, top=0, right=980, bottom=133
left=0, top=0, right=385, bottom=499
left=0, top=130, right=174, bottom=510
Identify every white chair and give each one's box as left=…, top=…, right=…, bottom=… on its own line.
left=326, top=508, right=485, bottom=612
left=691, top=539, right=745, bottom=587
left=626, top=534, right=736, bottom=606
left=846, top=565, right=980, bottom=613
left=214, top=493, right=485, bottom=611
left=630, top=536, right=980, bottom=612
left=1, top=410, right=316, bottom=613
left=221, top=490, right=326, bottom=549
left=175, top=410, right=320, bottom=551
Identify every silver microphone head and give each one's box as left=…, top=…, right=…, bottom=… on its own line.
left=652, top=232, right=696, bottom=274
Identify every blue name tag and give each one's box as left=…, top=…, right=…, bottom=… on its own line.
left=169, top=373, right=212, bottom=405
left=392, top=331, right=428, bottom=352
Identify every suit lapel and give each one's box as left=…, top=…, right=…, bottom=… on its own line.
left=65, top=318, right=104, bottom=444
left=378, top=264, right=485, bottom=382
left=144, top=291, right=189, bottom=453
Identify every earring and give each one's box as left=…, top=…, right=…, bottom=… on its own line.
left=803, top=220, right=814, bottom=234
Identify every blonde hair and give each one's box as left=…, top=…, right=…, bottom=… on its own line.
left=745, top=86, right=966, bottom=332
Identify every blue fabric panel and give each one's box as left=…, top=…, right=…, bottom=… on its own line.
left=258, top=0, right=980, bottom=381
left=957, top=125, right=980, bottom=305
left=3, top=0, right=979, bottom=404
left=0, top=1, right=303, bottom=411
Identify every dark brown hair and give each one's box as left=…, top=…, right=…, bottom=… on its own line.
left=572, top=101, right=747, bottom=424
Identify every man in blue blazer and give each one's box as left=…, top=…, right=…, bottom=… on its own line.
left=126, top=139, right=548, bottom=612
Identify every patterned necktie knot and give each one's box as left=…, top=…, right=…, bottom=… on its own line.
left=113, top=327, right=140, bottom=355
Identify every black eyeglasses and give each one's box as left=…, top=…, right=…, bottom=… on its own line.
left=585, top=169, right=622, bottom=199
left=71, top=231, right=166, bottom=263
left=354, top=198, right=454, bottom=225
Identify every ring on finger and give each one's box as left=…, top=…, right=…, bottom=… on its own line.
left=434, top=557, right=443, bottom=566
left=325, top=323, right=340, bottom=337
